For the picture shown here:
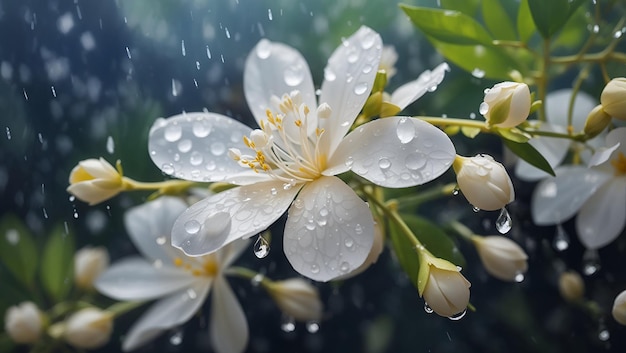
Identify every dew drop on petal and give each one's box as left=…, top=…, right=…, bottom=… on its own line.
left=190, top=151, right=203, bottom=166
left=284, top=65, right=304, bottom=86
left=161, top=163, right=175, bottom=175
left=164, top=124, right=182, bottom=142
left=378, top=157, right=391, bottom=170
left=253, top=234, right=270, bottom=258
left=256, top=39, right=272, bottom=59
left=210, top=142, right=226, bottom=156
left=354, top=224, right=363, bottom=234
left=200, top=212, right=232, bottom=238
left=448, top=309, right=467, bottom=321
left=495, top=208, right=512, bottom=234
left=178, top=139, right=192, bottom=153
left=156, top=236, right=167, bottom=245
left=310, top=264, right=320, bottom=274
left=582, top=249, right=601, bottom=276
left=340, top=261, right=350, bottom=273
left=479, top=102, right=489, bottom=115
left=553, top=224, right=570, bottom=251
left=281, top=316, right=296, bottom=333
left=353, top=82, right=368, bottom=95
left=396, top=117, right=415, bottom=144
left=344, top=237, right=354, bottom=248
left=424, top=302, right=434, bottom=314
left=270, top=187, right=277, bottom=196
left=324, top=67, right=336, bottom=82
left=405, top=153, right=425, bottom=171
left=184, top=220, right=201, bottom=235
left=192, top=121, right=211, bottom=138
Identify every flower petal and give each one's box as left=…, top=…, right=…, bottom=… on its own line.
left=318, top=26, right=382, bottom=155
left=148, top=112, right=259, bottom=183
left=79, top=158, right=119, bottom=179
left=244, top=39, right=317, bottom=135
left=172, top=180, right=301, bottom=256
left=216, top=239, right=251, bottom=270
left=390, top=63, right=449, bottom=111
left=283, top=176, right=374, bottom=282
left=95, top=257, right=196, bottom=301
left=122, top=281, right=211, bottom=352
left=514, top=122, right=570, bottom=181
left=324, top=117, right=455, bottom=188
left=576, top=177, right=626, bottom=249
left=210, top=276, right=248, bottom=353
left=531, top=166, right=611, bottom=225
left=66, top=182, right=119, bottom=206
left=545, top=89, right=597, bottom=130
left=124, top=197, right=188, bottom=263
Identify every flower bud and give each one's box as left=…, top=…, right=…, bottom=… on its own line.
left=613, top=290, right=626, bottom=325
left=583, top=105, right=611, bottom=138
left=558, top=271, right=585, bottom=303
left=453, top=154, right=515, bottom=211
left=481, top=81, right=531, bottom=128
left=64, top=308, right=113, bottom=349
left=4, top=302, right=43, bottom=344
left=419, top=254, right=470, bottom=318
left=266, top=278, right=323, bottom=322
left=601, top=77, right=626, bottom=120
left=472, top=235, right=527, bottom=281
left=74, top=247, right=110, bottom=291
left=67, top=158, right=124, bottom=205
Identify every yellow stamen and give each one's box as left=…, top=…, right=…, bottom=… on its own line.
left=173, top=258, right=183, bottom=267
left=612, top=152, right=626, bottom=175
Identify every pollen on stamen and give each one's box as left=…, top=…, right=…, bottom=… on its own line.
left=173, top=258, right=183, bottom=267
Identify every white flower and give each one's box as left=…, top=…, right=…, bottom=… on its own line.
left=64, top=308, right=113, bottom=349
left=67, top=157, right=124, bottom=205
left=454, top=154, right=515, bottom=211
left=4, top=301, right=43, bottom=344
left=515, top=89, right=599, bottom=181
left=419, top=254, right=470, bottom=318
left=472, top=235, right=527, bottom=281
left=95, top=197, right=249, bottom=353
left=74, top=246, right=109, bottom=290
left=532, top=127, right=626, bottom=249
left=266, top=278, right=323, bottom=322
left=147, top=26, right=455, bottom=281
left=378, top=45, right=398, bottom=79
left=558, top=271, right=585, bottom=303
left=601, top=77, right=626, bottom=121
left=612, top=290, right=626, bottom=325
left=337, top=220, right=385, bottom=279
left=480, top=81, right=531, bottom=128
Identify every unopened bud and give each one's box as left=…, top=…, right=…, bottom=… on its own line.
left=601, top=78, right=626, bottom=120
left=558, top=271, right=585, bottom=303
left=583, top=105, right=611, bottom=138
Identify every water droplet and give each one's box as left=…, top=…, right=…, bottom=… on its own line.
left=592, top=24, right=600, bottom=33
left=153, top=259, right=163, bottom=268
left=405, top=153, right=426, bottom=171
left=293, top=198, right=304, bottom=208
left=598, top=329, right=610, bottom=341
left=347, top=47, right=359, bottom=63
left=553, top=224, right=570, bottom=251
left=354, top=224, right=363, bottom=234
left=471, top=68, right=485, bottom=78
left=156, top=236, right=167, bottom=245
left=479, top=102, right=489, bottom=115
left=164, top=124, right=182, bottom=142
left=291, top=318, right=314, bottom=335
left=190, top=151, right=203, bottom=166
left=514, top=272, right=525, bottom=283
left=281, top=316, right=296, bottom=332
left=186, top=288, right=197, bottom=299
left=310, top=264, right=320, bottom=274
left=452, top=187, right=460, bottom=196
left=199, top=212, right=232, bottom=239
left=5, top=229, right=20, bottom=245
left=178, top=139, right=192, bottom=153
left=106, top=136, right=115, bottom=154
left=378, top=157, right=391, bottom=170
left=360, top=33, right=376, bottom=49
left=256, top=39, right=272, bottom=59
left=340, top=261, right=350, bottom=273
left=305, top=220, right=316, bottom=231
left=254, top=234, right=270, bottom=258
left=69, top=195, right=76, bottom=202
left=184, top=220, right=201, bottom=235
left=193, top=121, right=211, bottom=137
left=472, top=206, right=480, bottom=213
left=344, top=156, right=354, bottom=168
left=495, top=208, right=512, bottom=234
left=251, top=273, right=264, bottom=286
left=5, top=127, right=11, bottom=140
left=210, top=142, right=226, bottom=156
left=344, top=238, right=354, bottom=248
left=284, top=65, right=304, bottom=86
left=614, top=30, right=623, bottom=38
left=324, top=67, right=336, bottom=82
left=424, top=302, right=434, bottom=314
left=169, top=330, right=183, bottom=345
left=582, top=249, right=601, bottom=276
left=270, top=187, right=277, bottom=196
left=448, top=309, right=467, bottom=321
left=396, top=118, right=415, bottom=144
left=353, top=82, right=368, bottom=95
left=362, top=65, right=372, bottom=74
left=161, top=163, right=175, bottom=175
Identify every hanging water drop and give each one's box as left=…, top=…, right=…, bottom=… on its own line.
left=396, top=117, right=416, bottom=144
left=251, top=273, right=264, bottom=287
left=582, top=249, right=601, bottom=276
left=254, top=234, right=270, bottom=258
left=424, top=302, right=434, bottom=314
left=280, top=316, right=296, bottom=332
left=169, top=330, right=183, bottom=346
left=448, top=309, right=467, bottom=321
left=472, top=206, right=480, bottom=213
left=306, top=321, right=320, bottom=333
left=514, top=272, right=525, bottom=283
left=452, top=187, right=460, bottom=195
left=553, top=224, right=570, bottom=251
left=495, top=208, right=512, bottom=234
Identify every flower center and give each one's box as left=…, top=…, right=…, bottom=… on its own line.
left=611, top=151, right=626, bottom=176
left=229, top=90, right=328, bottom=184
left=174, top=255, right=219, bottom=277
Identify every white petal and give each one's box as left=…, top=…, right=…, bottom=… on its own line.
left=283, top=176, right=374, bottom=282
left=95, top=257, right=196, bottom=301
left=324, top=117, right=455, bottom=188
left=148, top=112, right=256, bottom=183
left=588, top=142, right=620, bottom=167
left=576, top=177, right=626, bottom=249
left=514, top=123, right=570, bottom=181
left=79, top=158, right=119, bottom=179
left=172, top=180, right=301, bottom=256
left=122, top=281, right=210, bottom=352
left=216, top=239, right=251, bottom=270
left=124, top=197, right=188, bottom=263
left=545, top=89, right=597, bottom=130
left=390, top=63, right=449, bottom=111
left=318, top=26, right=382, bottom=155
left=210, top=277, right=248, bottom=353
left=531, top=166, right=611, bottom=225
left=244, top=39, right=317, bottom=135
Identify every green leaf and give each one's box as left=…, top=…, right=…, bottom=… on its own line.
left=482, top=0, right=517, bottom=40
left=503, top=139, right=555, bottom=176
left=0, top=214, right=38, bottom=288
left=40, top=224, right=75, bottom=302
left=388, top=217, right=421, bottom=291
left=439, top=0, right=480, bottom=17
left=516, top=0, right=536, bottom=43
left=527, top=0, right=587, bottom=39
left=402, top=214, right=466, bottom=267
left=400, top=5, right=493, bottom=46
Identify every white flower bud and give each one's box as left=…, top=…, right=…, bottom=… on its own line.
left=4, top=301, right=43, bottom=344
left=379, top=45, right=398, bottom=79
left=420, top=256, right=471, bottom=318
left=74, top=247, right=110, bottom=291
left=267, top=278, right=323, bottom=322
left=64, top=308, right=113, bottom=349
left=601, top=77, right=626, bottom=120
left=472, top=236, right=528, bottom=281
left=481, top=81, right=531, bottom=128
left=66, top=158, right=124, bottom=205
left=583, top=104, right=611, bottom=138
left=453, top=154, right=515, bottom=211
left=558, top=271, right=585, bottom=303
left=613, top=290, right=626, bottom=325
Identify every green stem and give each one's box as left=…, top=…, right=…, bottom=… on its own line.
left=518, top=127, right=587, bottom=142
left=417, top=116, right=489, bottom=131
left=106, top=301, right=146, bottom=317
left=395, top=183, right=456, bottom=209
left=123, top=177, right=196, bottom=191
left=447, top=221, right=475, bottom=242
left=537, top=38, right=551, bottom=121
